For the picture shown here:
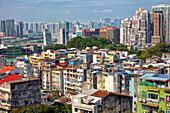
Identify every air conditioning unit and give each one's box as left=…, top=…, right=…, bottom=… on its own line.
left=139, top=98, right=142, bottom=102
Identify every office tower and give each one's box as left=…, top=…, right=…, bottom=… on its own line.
left=104, top=18, right=111, bottom=24
left=152, top=4, right=170, bottom=43
left=55, top=23, right=59, bottom=33
left=15, top=21, right=23, bottom=38
left=151, top=13, right=163, bottom=43
left=49, top=23, right=56, bottom=33
left=88, top=21, right=94, bottom=29
left=58, top=29, right=68, bottom=45
left=58, top=21, right=69, bottom=45
left=1, top=20, right=6, bottom=34
left=33, top=23, right=38, bottom=33
left=23, top=22, right=28, bottom=34
left=14, top=24, right=19, bottom=37
left=39, top=23, right=45, bottom=33
left=44, top=23, right=49, bottom=30
left=6, top=19, right=14, bottom=37
left=100, top=17, right=103, bottom=23
left=93, top=22, right=98, bottom=28
left=43, top=29, right=52, bottom=46
left=23, top=22, right=28, bottom=31
left=114, top=19, right=122, bottom=28
left=29, top=23, right=34, bottom=30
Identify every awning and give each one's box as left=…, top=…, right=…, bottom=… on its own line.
left=147, top=88, right=159, bottom=92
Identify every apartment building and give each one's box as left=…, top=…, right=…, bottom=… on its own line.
left=0, top=75, right=41, bottom=113
left=30, top=53, right=42, bottom=77
left=63, top=66, right=86, bottom=94
left=138, top=73, right=170, bottom=113
left=72, top=89, right=132, bottom=113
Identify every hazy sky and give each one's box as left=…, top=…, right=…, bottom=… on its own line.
left=0, top=0, right=169, bottom=23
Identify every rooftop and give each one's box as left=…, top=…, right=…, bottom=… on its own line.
left=140, top=73, right=170, bottom=82
left=0, top=74, right=23, bottom=85
left=0, top=66, right=15, bottom=74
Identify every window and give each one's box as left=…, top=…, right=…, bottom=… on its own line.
left=148, top=93, right=158, bottom=99
left=166, top=108, right=170, bottom=113
left=142, top=92, right=146, bottom=98
left=7, top=101, right=11, bottom=105
left=75, top=108, right=78, bottom=112
left=1, top=100, right=6, bottom=104
left=142, top=105, right=147, bottom=110
left=166, top=96, right=170, bottom=102
left=1, top=92, right=5, bottom=96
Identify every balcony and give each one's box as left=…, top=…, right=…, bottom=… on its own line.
left=147, top=98, right=159, bottom=105
left=164, top=87, right=170, bottom=93
left=165, top=102, right=170, bottom=107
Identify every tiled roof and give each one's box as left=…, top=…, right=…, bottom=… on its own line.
left=0, top=66, right=15, bottom=74
left=90, top=90, right=132, bottom=98
left=0, top=74, right=23, bottom=85
left=90, top=90, right=109, bottom=98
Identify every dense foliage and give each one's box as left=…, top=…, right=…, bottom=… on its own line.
left=19, top=103, right=72, bottom=113
left=137, top=43, right=170, bottom=61
left=66, top=36, right=112, bottom=50
left=46, top=44, right=66, bottom=50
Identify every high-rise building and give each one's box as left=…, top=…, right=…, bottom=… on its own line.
left=1, top=20, right=6, bottom=34
left=100, top=17, right=103, bottom=23
left=58, top=29, right=67, bottom=45
left=29, top=23, right=34, bottom=30
left=120, top=18, right=132, bottom=44
left=99, top=27, right=120, bottom=44
left=49, top=23, right=56, bottom=33
left=88, top=21, right=94, bottom=29
left=39, top=23, right=45, bottom=33
left=58, top=21, right=69, bottom=45
left=152, top=4, right=170, bottom=43
left=6, top=19, right=14, bottom=37
left=120, top=8, right=151, bottom=45
left=114, top=19, right=122, bottom=28
left=23, top=22, right=28, bottom=31
left=15, top=21, right=23, bottom=38
left=33, top=22, right=38, bottom=33
left=151, top=13, right=163, bottom=43
left=104, top=18, right=111, bottom=24
left=44, top=23, right=49, bottom=30
left=43, top=29, right=52, bottom=46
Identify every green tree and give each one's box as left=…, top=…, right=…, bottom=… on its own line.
left=148, top=65, right=153, bottom=69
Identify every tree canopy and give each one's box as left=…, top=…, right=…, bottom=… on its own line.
left=66, top=36, right=112, bottom=50
left=19, top=103, right=72, bottom=113
left=46, top=44, right=66, bottom=50
left=137, top=43, right=170, bottom=61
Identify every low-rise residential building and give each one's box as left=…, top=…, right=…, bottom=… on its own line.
left=0, top=75, right=41, bottom=113
left=30, top=53, right=42, bottom=77
left=15, top=57, right=33, bottom=77
left=72, top=89, right=132, bottom=113
left=138, top=73, right=170, bottom=113
left=63, top=66, right=86, bottom=94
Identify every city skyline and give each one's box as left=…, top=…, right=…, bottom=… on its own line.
left=0, top=0, right=170, bottom=23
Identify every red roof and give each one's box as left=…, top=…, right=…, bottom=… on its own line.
left=166, top=80, right=170, bottom=82
left=90, top=90, right=132, bottom=98
left=90, top=90, right=109, bottom=98
left=0, top=74, right=23, bottom=85
left=58, top=63, right=68, bottom=66
left=0, top=66, right=15, bottom=74
left=110, top=50, right=117, bottom=51
left=83, top=51, right=92, bottom=53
